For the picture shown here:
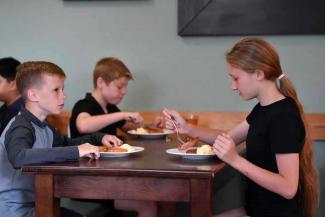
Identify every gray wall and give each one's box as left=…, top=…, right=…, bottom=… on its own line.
left=1, top=0, right=325, bottom=112
left=1, top=1, right=325, bottom=215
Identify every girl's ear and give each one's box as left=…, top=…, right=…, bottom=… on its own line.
left=26, top=88, right=39, bottom=102
left=255, top=69, right=265, bottom=81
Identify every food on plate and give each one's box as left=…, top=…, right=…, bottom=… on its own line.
left=186, top=145, right=214, bottom=155
left=135, top=127, right=164, bottom=134
left=147, top=128, right=164, bottom=133
left=98, top=146, right=127, bottom=152
left=179, top=138, right=199, bottom=150
left=135, top=127, right=147, bottom=134
left=186, top=148, right=197, bottom=154
left=99, top=144, right=133, bottom=153
left=98, top=146, right=109, bottom=152
left=107, top=147, right=128, bottom=152
left=197, top=145, right=214, bottom=154
left=119, top=143, right=133, bottom=152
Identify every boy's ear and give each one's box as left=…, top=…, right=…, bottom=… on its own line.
left=255, top=69, right=265, bottom=81
left=96, top=77, right=103, bottom=88
left=97, top=77, right=109, bottom=88
left=26, top=88, right=39, bottom=102
left=8, top=80, right=17, bottom=90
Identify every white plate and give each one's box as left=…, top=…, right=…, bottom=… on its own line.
left=100, top=146, right=144, bottom=158
left=128, top=129, right=174, bottom=139
left=166, top=148, right=216, bottom=160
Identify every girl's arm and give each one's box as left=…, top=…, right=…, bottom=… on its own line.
left=187, top=125, right=224, bottom=145
left=232, top=153, right=298, bottom=199
left=163, top=108, right=249, bottom=145
left=228, top=120, right=249, bottom=145
left=213, top=134, right=299, bottom=199
left=187, top=119, right=249, bottom=145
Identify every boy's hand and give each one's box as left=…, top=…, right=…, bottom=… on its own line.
left=125, top=112, right=144, bottom=125
left=101, top=135, right=123, bottom=147
left=152, top=116, right=165, bottom=128
left=78, top=143, right=100, bottom=159
left=162, top=108, right=189, bottom=134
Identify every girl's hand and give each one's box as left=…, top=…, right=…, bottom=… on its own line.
left=78, top=143, right=100, bottom=159
left=101, top=135, right=123, bottom=147
left=162, top=108, right=189, bottom=134
left=213, top=133, right=239, bottom=165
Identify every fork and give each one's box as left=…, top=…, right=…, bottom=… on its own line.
left=128, top=116, right=137, bottom=122
left=170, top=115, right=186, bottom=144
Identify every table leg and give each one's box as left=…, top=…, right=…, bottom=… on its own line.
left=35, top=174, right=60, bottom=217
left=190, top=178, right=213, bottom=217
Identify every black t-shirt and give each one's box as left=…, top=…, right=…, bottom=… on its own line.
left=69, top=93, right=125, bottom=138
left=245, top=97, right=305, bottom=217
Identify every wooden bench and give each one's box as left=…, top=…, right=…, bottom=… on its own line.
left=47, top=111, right=325, bottom=141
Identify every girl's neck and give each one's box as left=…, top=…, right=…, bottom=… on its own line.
left=91, top=90, right=108, bottom=113
left=257, top=81, right=285, bottom=106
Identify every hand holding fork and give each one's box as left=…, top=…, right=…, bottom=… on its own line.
left=163, top=108, right=193, bottom=149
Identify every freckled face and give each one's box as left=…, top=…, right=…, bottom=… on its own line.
left=35, top=74, right=66, bottom=115
left=227, top=63, right=258, bottom=101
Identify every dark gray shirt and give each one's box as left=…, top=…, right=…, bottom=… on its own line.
left=0, top=108, right=104, bottom=217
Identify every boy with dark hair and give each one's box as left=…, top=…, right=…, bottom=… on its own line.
left=0, top=61, right=122, bottom=217
left=0, top=57, right=24, bottom=135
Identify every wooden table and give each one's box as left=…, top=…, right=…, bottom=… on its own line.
left=22, top=136, right=225, bottom=217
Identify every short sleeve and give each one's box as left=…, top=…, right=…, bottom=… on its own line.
left=268, top=113, right=305, bottom=154
left=246, top=104, right=259, bottom=125
left=73, top=100, right=96, bottom=115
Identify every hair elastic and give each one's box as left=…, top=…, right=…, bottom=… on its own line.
left=277, top=73, right=285, bottom=80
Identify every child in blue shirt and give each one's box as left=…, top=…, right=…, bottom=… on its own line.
left=0, top=61, right=122, bottom=217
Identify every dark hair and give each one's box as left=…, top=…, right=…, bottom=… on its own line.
left=93, top=57, right=133, bottom=88
left=226, top=37, right=319, bottom=217
left=0, top=57, right=21, bottom=81
left=16, top=61, right=65, bottom=99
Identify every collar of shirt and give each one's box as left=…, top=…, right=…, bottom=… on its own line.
left=20, top=108, right=48, bottom=128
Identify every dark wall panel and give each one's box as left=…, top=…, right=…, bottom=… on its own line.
left=178, top=0, right=325, bottom=36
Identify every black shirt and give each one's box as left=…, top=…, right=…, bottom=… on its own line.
left=0, top=97, right=24, bottom=135
left=245, top=97, right=305, bottom=217
left=70, top=93, right=125, bottom=138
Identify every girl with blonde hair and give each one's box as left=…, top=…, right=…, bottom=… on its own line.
left=164, top=37, right=319, bottom=217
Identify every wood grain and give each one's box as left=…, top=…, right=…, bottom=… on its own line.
left=55, top=176, right=190, bottom=201
left=35, top=174, right=60, bottom=217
